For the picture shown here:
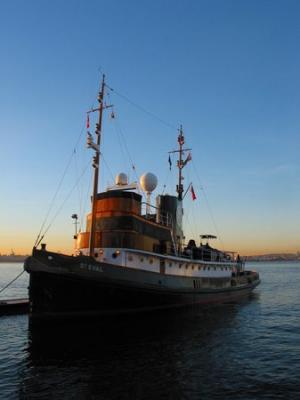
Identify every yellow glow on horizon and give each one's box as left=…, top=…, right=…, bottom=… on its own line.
left=0, top=237, right=299, bottom=257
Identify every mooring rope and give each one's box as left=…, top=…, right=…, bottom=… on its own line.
left=0, top=270, right=25, bottom=295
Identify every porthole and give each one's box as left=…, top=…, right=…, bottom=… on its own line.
left=149, top=259, right=153, bottom=264
left=192, top=265, right=194, bottom=270
left=179, top=264, right=182, bottom=269
left=198, top=266, right=201, bottom=270
left=140, top=257, right=144, bottom=262
left=208, top=267, right=210, bottom=271
left=128, top=255, right=133, bottom=261
left=169, top=262, right=172, bottom=267
left=185, top=264, right=189, bottom=269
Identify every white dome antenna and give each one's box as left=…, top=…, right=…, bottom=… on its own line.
left=140, top=172, right=158, bottom=214
left=115, top=173, right=128, bottom=186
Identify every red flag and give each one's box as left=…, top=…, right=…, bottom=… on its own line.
left=191, top=185, right=196, bottom=201
left=86, top=114, right=90, bottom=129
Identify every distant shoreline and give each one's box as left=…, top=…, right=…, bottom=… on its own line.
left=0, top=256, right=28, bottom=263
left=246, top=259, right=300, bottom=262
left=245, top=255, right=300, bottom=262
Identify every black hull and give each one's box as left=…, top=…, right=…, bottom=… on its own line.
left=25, top=250, right=260, bottom=320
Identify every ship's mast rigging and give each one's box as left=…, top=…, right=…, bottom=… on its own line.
left=87, top=74, right=112, bottom=257
left=168, top=125, right=191, bottom=201
left=87, top=79, right=190, bottom=257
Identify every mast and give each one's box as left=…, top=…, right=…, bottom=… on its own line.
left=168, top=126, right=192, bottom=253
left=168, top=126, right=192, bottom=200
left=88, top=75, right=105, bottom=257
left=177, top=125, right=184, bottom=200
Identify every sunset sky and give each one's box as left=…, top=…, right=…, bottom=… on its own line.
left=0, top=0, right=299, bottom=256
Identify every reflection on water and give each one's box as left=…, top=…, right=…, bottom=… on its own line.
left=1, top=263, right=300, bottom=399
left=23, top=303, right=247, bottom=400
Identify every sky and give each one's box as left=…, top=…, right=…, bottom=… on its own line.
left=0, top=0, right=300, bottom=256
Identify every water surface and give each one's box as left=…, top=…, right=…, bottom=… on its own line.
left=0, top=262, right=299, bottom=399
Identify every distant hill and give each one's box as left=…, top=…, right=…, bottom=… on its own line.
left=0, top=255, right=28, bottom=263
left=245, top=253, right=300, bottom=262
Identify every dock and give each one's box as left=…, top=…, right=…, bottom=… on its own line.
left=0, top=298, right=29, bottom=315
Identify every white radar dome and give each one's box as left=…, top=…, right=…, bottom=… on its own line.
left=139, top=172, right=158, bottom=193
left=115, top=173, right=128, bottom=186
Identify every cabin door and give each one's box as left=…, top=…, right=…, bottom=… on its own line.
left=160, top=260, right=165, bottom=275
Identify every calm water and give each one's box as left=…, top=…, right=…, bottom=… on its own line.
left=0, top=262, right=299, bottom=399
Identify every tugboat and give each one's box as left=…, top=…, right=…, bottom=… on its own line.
left=24, top=76, right=260, bottom=319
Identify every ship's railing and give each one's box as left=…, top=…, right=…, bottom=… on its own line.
left=181, top=243, right=241, bottom=264
left=141, top=202, right=173, bottom=228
